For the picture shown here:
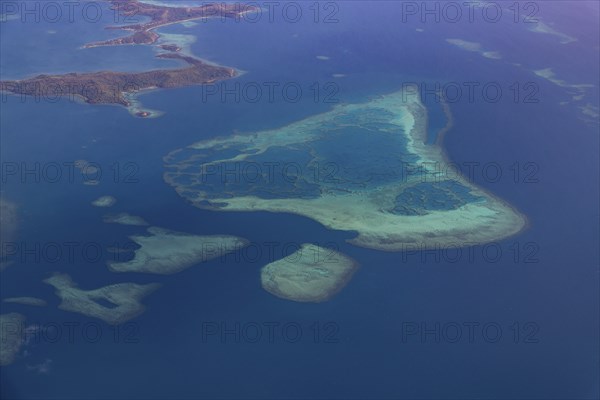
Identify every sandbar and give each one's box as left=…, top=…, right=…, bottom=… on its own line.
left=3, top=297, right=47, bottom=307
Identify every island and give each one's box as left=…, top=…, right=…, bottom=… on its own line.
left=0, top=0, right=250, bottom=116
left=0, top=313, right=25, bottom=366
left=84, top=0, right=258, bottom=49
left=159, top=44, right=182, bottom=53
left=107, top=227, right=249, bottom=275
left=43, top=273, right=160, bottom=325
left=164, top=88, right=527, bottom=251
left=0, top=54, right=236, bottom=110
left=261, top=244, right=359, bottom=303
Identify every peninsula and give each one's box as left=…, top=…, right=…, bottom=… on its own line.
left=84, top=0, right=258, bottom=49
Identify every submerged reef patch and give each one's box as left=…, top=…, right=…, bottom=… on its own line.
left=107, top=227, right=249, bottom=275
left=92, top=196, right=117, bottom=208
left=445, top=38, right=501, bottom=59
left=261, top=244, right=359, bottom=303
left=164, top=89, right=526, bottom=251
left=103, top=213, right=149, bottom=226
left=0, top=313, right=25, bottom=366
left=43, top=273, right=159, bottom=325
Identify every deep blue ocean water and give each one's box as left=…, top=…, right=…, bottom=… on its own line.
left=1, top=2, right=598, bottom=399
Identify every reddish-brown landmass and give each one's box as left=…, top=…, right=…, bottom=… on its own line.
left=85, top=0, right=258, bottom=48
left=159, top=44, right=182, bottom=52
left=0, top=0, right=251, bottom=111
left=0, top=54, right=235, bottom=106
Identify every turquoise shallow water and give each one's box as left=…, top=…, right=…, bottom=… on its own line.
left=1, top=2, right=599, bottom=399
